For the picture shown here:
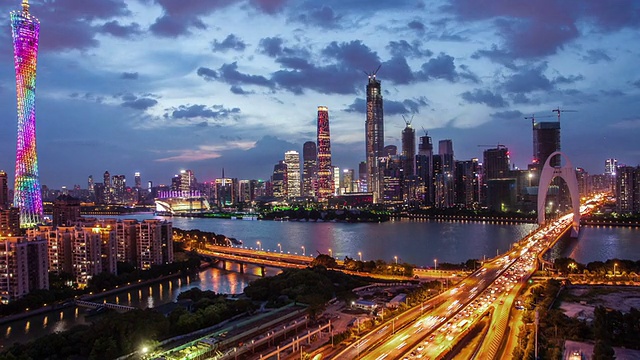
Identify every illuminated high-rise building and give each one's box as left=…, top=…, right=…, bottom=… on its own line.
left=365, top=71, right=384, bottom=203
left=134, top=172, right=141, bottom=189
left=11, top=0, right=43, bottom=228
left=316, top=106, right=333, bottom=201
left=284, top=150, right=301, bottom=198
left=401, top=121, right=415, bottom=177
left=302, top=141, right=317, bottom=197
left=605, top=159, right=618, bottom=176
left=533, top=120, right=560, bottom=167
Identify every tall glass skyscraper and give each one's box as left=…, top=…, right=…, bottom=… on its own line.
left=284, top=150, right=301, bottom=198
left=302, top=141, right=317, bottom=197
left=316, top=106, right=333, bottom=201
left=366, top=72, right=384, bottom=203
left=11, top=0, right=43, bottom=228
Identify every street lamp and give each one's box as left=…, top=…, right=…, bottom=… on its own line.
left=394, top=256, right=398, bottom=265
left=358, top=252, right=362, bottom=261
left=277, top=243, right=282, bottom=253
left=614, top=263, right=618, bottom=276
left=329, top=248, right=332, bottom=258
left=528, top=172, right=533, bottom=187
left=301, top=246, right=305, bottom=256
left=434, top=258, right=437, bottom=271
left=257, top=241, right=261, bottom=251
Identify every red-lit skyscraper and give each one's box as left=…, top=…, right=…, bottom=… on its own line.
left=316, top=106, right=333, bottom=201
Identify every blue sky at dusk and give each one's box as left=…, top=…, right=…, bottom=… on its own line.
left=0, top=0, right=639, bottom=189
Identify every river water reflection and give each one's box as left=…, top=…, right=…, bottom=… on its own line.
left=1, top=215, right=638, bottom=346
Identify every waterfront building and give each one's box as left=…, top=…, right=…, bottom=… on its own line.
left=239, top=179, right=251, bottom=203
left=455, top=159, right=480, bottom=209
left=137, top=219, right=170, bottom=270
left=154, top=190, right=210, bottom=214
left=605, top=158, right=618, bottom=192
left=533, top=120, right=561, bottom=167
left=438, top=140, right=456, bottom=208
left=333, top=166, right=340, bottom=196
left=72, top=227, right=104, bottom=287
left=271, top=160, right=287, bottom=199
left=401, top=121, right=415, bottom=177
left=302, top=141, right=317, bottom=198
left=11, top=0, right=43, bottom=228
left=342, top=169, right=355, bottom=194
left=616, top=166, right=640, bottom=213
left=180, top=170, right=196, bottom=192
left=416, top=133, right=434, bottom=206
left=214, top=177, right=236, bottom=207
left=382, top=156, right=403, bottom=204
left=284, top=150, right=301, bottom=198
left=316, top=106, right=334, bottom=201
left=483, top=146, right=516, bottom=212
left=365, top=71, right=384, bottom=203
left=575, top=168, right=591, bottom=197
left=358, top=161, right=367, bottom=192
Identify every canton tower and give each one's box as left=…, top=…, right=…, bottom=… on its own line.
left=11, top=0, right=43, bottom=228
left=316, top=106, right=333, bottom=202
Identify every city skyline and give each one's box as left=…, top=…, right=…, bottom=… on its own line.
left=0, top=1, right=639, bottom=189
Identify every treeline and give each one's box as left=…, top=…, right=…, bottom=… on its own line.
left=554, top=257, right=640, bottom=275
left=0, top=289, right=255, bottom=360
left=173, top=227, right=241, bottom=247
left=310, top=254, right=415, bottom=277
left=592, top=305, right=640, bottom=358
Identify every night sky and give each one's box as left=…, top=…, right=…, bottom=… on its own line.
left=0, top=0, right=638, bottom=189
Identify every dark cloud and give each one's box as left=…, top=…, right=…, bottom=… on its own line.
left=471, top=45, right=517, bottom=70
left=322, top=40, right=380, bottom=72
left=217, top=62, right=274, bottom=87
left=165, top=104, right=240, bottom=120
left=632, top=80, right=640, bottom=88
left=380, top=56, right=414, bottom=85
left=582, top=49, right=612, bottom=64
left=491, top=110, right=524, bottom=121
left=509, top=93, right=540, bottom=105
left=502, top=64, right=552, bottom=93
left=295, top=6, right=341, bottom=28
left=230, top=86, right=254, bottom=95
left=276, top=57, right=313, bottom=70
left=446, top=0, right=640, bottom=62
left=461, top=89, right=507, bottom=108
left=259, top=37, right=285, bottom=57
left=600, top=89, right=625, bottom=97
left=408, top=20, right=425, bottom=32
left=212, top=34, right=247, bottom=52
left=553, top=74, right=584, bottom=85
left=122, top=97, right=158, bottom=110
left=272, top=65, right=360, bottom=95
left=150, top=14, right=206, bottom=37
left=249, top=0, right=288, bottom=14
left=416, top=53, right=475, bottom=82
left=100, top=20, right=142, bottom=38
left=386, top=40, right=433, bottom=58
left=120, top=72, right=139, bottom=80
left=197, top=67, right=219, bottom=81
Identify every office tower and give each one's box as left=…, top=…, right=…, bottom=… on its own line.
left=87, top=175, right=94, bottom=193
left=271, top=160, right=287, bottom=198
left=180, top=170, right=195, bottom=192
left=358, top=161, right=367, bottom=192
left=0, top=171, right=8, bottom=210
left=432, top=155, right=444, bottom=207
left=483, top=146, right=516, bottom=211
left=382, top=156, right=403, bottom=204
left=284, top=151, right=301, bottom=198
left=401, top=122, right=415, bottom=176
left=416, top=133, right=434, bottom=205
left=137, top=219, right=164, bottom=270
left=103, top=171, right=111, bottom=188
left=383, top=145, right=397, bottom=157
left=302, top=141, right=317, bottom=197
left=333, top=166, right=340, bottom=196
left=52, top=195, right=81, bottom=227
left=316, top=106, right=333, bottom=201
left=533, top=121, right=561, bottom=167
left=134, top=172, right=141, bottom=189
left=11, top=1, right=43, bottom=228
left=455, top=159, right=479, bottom=209
left=342, top=169, right=355, bottom=193
left=605, top=158, right=618, bottom=192
left=438, top=140, right=455, bottom=207
left=365, top=71, right=384, bottom=203
left=575, top=168, right=590, bottom=197
left=112, top=175, right=126, bottom=204
left=239, top=180, right=251, bottom=203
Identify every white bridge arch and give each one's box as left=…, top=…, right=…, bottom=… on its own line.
left=537, top=151, right=580, bottom=237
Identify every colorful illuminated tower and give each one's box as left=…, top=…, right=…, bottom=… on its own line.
left=316, top=106, right=333, bottom=201
left=11, top=0, right=43, bottom=228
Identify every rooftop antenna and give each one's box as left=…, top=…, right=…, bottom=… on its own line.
left=364, top=64, right=382, bottom=79
left=402, top=115, right=414, bottom=127
left=22, top=0, right=29, bottom=13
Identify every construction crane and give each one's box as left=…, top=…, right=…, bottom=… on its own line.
left=402, top=114, right=414, bottom=127
left=552, top=107, right=577, bottom=124
left=524, top=114, right=555, bottom=127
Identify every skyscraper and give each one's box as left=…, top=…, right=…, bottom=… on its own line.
left=284, top=150, right=301, bottom=198
left=416, top=133, right=433, bottom=205
left=302, top=141, right=317, bottom=197
left=11, top=0, right=43, bottom=228
left=365, top=71, right=384, bottom=203
left=483, top=146, right=516, bottom=211
left=316, top=106, right=333, bottom=201
left=438, top=139, right=455, bottom=207
left=533, top=121, right=561, bottom=167
left=0, top=171, right=8, bottom=210
left=271, top=160, right=287, bottom=198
